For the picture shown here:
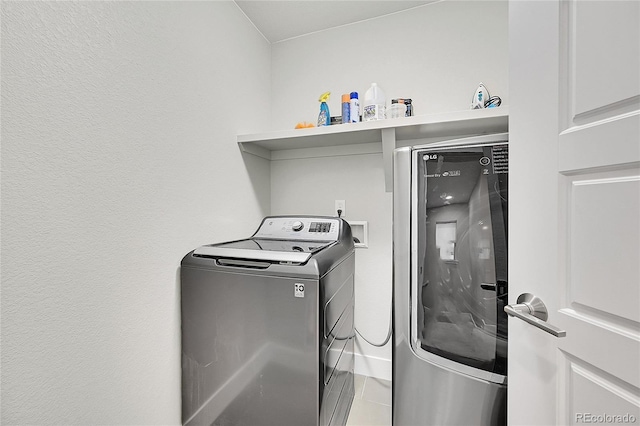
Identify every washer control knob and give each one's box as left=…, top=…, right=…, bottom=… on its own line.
left=292, top=221, right=304, bottom=232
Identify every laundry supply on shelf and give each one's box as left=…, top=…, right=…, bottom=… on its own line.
left=363, top=83, right=386, bottom=121
left=317, top=91, right=331, bottom=126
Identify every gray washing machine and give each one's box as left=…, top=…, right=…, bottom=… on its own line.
left=181, top=216, right=355, bottom=426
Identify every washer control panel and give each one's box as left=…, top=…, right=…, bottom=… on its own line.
left=253, top=217, right=340, bottom=241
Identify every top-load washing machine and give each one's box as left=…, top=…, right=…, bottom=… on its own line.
left=181, top=216, right=355, bottom=426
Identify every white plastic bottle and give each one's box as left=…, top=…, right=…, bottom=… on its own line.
left=363, top=83, right=386, bottom=121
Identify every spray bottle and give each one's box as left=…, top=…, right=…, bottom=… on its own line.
left=317, top=92, right=331, bottom=126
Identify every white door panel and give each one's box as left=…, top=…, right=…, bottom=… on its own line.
left=557, top=312, right=640, bottom=390
left=509, top=0, right=639, bottom=424
left=565, top=171, right=639, bottom=324
left=560, top=358, right=639, bottom=426
left=569, top=1, right=639, bottom=117
left=558, top=114, right=640, bottom=172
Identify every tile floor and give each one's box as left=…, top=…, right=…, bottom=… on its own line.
left=346, top=374, right=391, bottom=426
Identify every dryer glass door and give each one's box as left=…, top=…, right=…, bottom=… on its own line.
left=413, top=143, right=508, bottom=377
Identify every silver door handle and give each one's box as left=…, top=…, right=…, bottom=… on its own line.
left=504, top=293, right=566, bottom=338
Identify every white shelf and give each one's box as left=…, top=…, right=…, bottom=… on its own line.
left=237, top=107, right=509, bottom=191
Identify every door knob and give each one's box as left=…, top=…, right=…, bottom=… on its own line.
left=504, top=293, right=566, bottom=337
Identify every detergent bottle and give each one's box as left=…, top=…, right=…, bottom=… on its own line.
left=317, top=92, right=331, bottom=126
left=363, top=83, right=386, bottom=121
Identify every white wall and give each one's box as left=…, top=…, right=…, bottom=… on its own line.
left=1, top=1, right=510, bottom=418
left=270, top=153, right=393, bottom=378
left=1, top=2, right=270, bottom=424
left=270, top=0, right=508, bottom=130
left=269, top=0, right=508, bottom=379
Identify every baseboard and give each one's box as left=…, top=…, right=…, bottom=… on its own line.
left=354, top=352, right=392, bottom=381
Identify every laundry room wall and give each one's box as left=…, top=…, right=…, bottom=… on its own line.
left=1, top=2, right=270, bottom=424
left=270, top=151, right=393, bottom=378
left=269, top=0, right=508, bottom=379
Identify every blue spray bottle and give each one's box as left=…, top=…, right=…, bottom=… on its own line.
left=317, top=92, right=331, bottom=126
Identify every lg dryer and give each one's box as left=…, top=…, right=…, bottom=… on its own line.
left=181, top=216, right=355, bottom=426
left=393, top=134, right=508, bottom=425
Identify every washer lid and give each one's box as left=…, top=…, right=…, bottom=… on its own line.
left=192, top=238, right=335, bottom=264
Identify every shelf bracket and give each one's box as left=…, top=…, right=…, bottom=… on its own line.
left=381, top=128, right=396, bottom=193
left=238, top=142, right=272, bottom=160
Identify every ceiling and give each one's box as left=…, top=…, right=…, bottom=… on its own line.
left=234, top=1, right=434, bottom=43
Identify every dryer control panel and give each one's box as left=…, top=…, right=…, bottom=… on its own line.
left=253, top=216, right=340, bottom=241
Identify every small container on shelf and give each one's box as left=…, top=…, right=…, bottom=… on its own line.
left=349, top=92, right=360, bottom=123
left=392, top=98, right=414, bottom=117
left=389, top=101, right=407, bottom=119
left=341, top=94, right=350, bottom=124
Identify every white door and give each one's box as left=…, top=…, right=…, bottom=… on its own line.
left=509, top=1, right=639, bottom=425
